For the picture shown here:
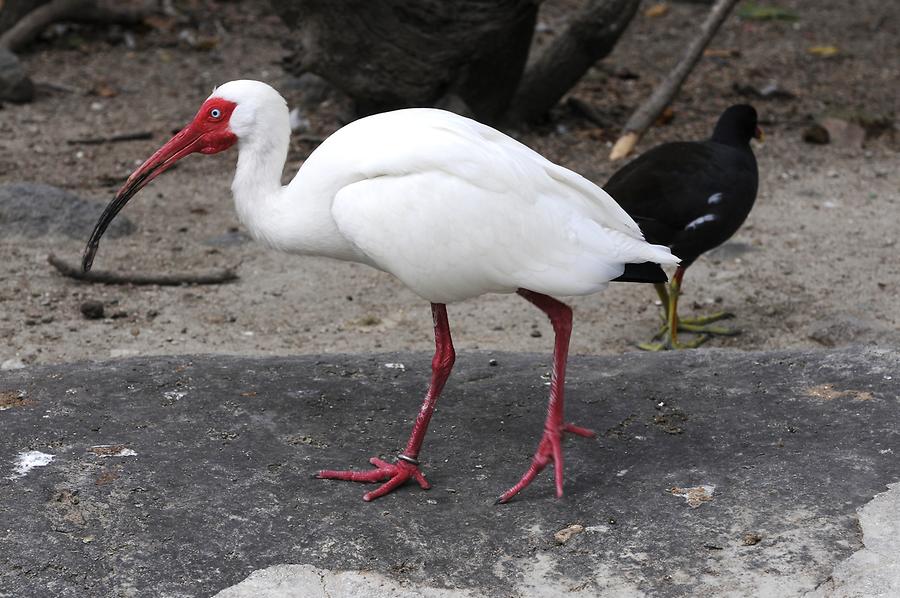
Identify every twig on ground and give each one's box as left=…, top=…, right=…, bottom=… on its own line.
left=48, top=254, right=238, bottom=286
left=0, top=0, right=156, bottom=52
left=609, top=0, right=740, bottom=160
left=66, top=131, right=154, bottom=145
left=34, top=81, right=80, bottom=94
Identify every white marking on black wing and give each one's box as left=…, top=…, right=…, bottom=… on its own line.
left=707, top=192, right=723, bottom=205
left=685, top=214, right=716, bottom=230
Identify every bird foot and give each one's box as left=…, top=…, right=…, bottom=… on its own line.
left=639, top=333, right=711, bottom=351
left=316, top=456, right=430, bottom=502
left=679, top=311, right=735, bottom=326
left=653, top=315, right=739, bottom=340
left=497, top=422, right=595, bottom=504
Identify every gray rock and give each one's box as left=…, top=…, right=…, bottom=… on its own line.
left=821, top=117, right=866, bottom=149
left=0, top=182, right=135, bottom=239
left=203, top=229, right=251, bottom=247
left=806, top=315, right=900, bottom=348
left=1, top=348, right=899, bottom=597
left=0, top=48, right=33, bottom=103
left=803, top=124, right=830, bottom=145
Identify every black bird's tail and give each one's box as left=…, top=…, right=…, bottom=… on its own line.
left=612, top=262, right=668, bottom=284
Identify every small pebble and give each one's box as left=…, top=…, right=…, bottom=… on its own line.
left=741, top=532, right=763, bottom=546
left=530, top=329, right=542, bottom=338
left=80, top=300, right=105, bottom=320
left=801, top=124, right=829, bottom=144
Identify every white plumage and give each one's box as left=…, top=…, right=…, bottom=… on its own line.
left=217, top=81, right=677, bottom=303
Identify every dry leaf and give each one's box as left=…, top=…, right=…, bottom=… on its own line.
left=655, top=106, right=675, bottom=126
left=91, top=81, right=118, bottom=98
left=0, top=390, right=27, bottom=410
left=644, top=3, right=669, bottom=18
left=194, top=36, right=220, bottom=51
left=808, top=45, right=839, bottom=57
left=704, top=48, right=741, bottom=58
left=671, top=485, right=715, bottom=508
left=143, top=15, right=177, bottom=32
left=738, top=3, right=799, bottom=21
left=805, top=383, right=873, bottom=401
left=554, top=524, right=585, bottom=544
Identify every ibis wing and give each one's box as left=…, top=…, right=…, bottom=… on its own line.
left=299, top=107, right=675, bottom=302
left=331, top=169, right=672, bottom=303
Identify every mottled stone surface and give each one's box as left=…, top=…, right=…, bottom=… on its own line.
left=1, top=348, right=898, bottom=597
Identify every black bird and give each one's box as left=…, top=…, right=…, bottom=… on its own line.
left=605, top=105, right=761, bottom=350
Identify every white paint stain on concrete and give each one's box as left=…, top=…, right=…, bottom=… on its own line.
left=8, top=450, right=54, bottom=479
left=90, top=445, right=138, bottom=457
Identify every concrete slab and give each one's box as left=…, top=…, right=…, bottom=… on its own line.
left=1, top=347, right=898, bottom=597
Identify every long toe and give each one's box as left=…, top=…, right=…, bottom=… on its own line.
left=673, top=333, right=711, bottom=349
left=678, top=321, right=741, bottom=336
left=638, top=340, right=668, bottom=352
left=498, top=424, right=594, bottom=503
left=316, top=456, right=430, bottom=501
left=678, top=311, right=735, bottom=326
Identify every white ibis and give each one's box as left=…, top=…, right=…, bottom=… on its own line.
left=84, top=80, right=678, bottom=503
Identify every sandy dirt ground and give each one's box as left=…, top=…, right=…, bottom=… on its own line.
left=0, top=0, right=898, bottom=368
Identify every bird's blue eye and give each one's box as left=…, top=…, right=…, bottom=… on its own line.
left=210, top=108, right=222, bottom=119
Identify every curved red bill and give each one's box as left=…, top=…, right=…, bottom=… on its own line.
left=82, top=125, right=208, bottom=272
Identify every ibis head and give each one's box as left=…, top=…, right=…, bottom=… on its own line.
left=82, top=80, right=287, bottom=271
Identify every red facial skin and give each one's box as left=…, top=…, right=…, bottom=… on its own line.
left=129, top=97, right=239, bottom=183
left=83, top=98, right=238, bottom=271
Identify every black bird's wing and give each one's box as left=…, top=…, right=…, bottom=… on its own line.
left=604, top=140, right=758, bottom=265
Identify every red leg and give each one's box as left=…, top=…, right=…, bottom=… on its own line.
left=497, top=289, right=595, bottom=503
left=316, top=303, right=455, bottom=501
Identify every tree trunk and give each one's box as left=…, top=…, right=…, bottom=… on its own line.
left=0, top=1, right=51, bottom=35
left=0, top=0, right=154, bottom=51
left=508, top=0, right=640, bottom=123
left=274, top=0, right=642, bottom=125
left=274, top=0, right=540, bottom=124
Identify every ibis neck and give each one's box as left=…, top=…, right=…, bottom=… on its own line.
left=232, top=132, right=289, bottom=213
left=230, top=128, right=365, bottom=262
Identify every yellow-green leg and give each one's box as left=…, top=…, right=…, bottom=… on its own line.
left=639, top=266, right=738, bottom=351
